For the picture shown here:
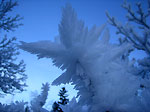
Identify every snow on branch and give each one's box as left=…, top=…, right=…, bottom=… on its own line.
left=0, top=0, right=23, bottom=32
left=106, top=0, right=150, bottom=55
left=122, top=0, right=150, bottom=29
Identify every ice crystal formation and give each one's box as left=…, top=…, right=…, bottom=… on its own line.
left=20, top=4, right=150, bottom=112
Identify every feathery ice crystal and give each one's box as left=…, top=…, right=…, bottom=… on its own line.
left=20, top=4, right=150, bottom=112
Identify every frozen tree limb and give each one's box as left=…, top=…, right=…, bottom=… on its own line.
left=0, top=0, right=23, bottom=32
left=106, top=0, right=150, bottom=79
left=106, top=0, right=150, bottom=55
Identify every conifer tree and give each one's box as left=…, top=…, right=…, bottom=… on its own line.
left=0, top=0, right=27, bottom=95
left=30, top=83, right=49, bottom=112
left=58, top=87, right=69, bottom=105
left=51, top=101, right=62, bottom=112
left=51, top=87, right=69, bottom=112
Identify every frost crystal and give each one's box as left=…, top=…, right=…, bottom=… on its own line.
left=20, top=4, right=150, bottom=112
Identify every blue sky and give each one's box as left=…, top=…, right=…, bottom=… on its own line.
left=0, top=0, right=148, bottom=108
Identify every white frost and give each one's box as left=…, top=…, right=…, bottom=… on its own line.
left=20, top=4, right=150, bottom=112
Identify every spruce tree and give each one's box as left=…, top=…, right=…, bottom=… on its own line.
left=58, top=87, right=69, bottom=105
left=51, top=101, right=62, bottom=112
left=51, top=87, right=69, bottom=112
left=0, top=0, right=27, bottom=95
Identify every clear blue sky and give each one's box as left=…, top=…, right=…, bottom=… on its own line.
left=0, top=0, right=148, bottom=109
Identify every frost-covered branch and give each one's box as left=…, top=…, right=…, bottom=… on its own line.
left=122, top=0, right=150, bottom=29
left=106, top=0, right=150, bottom=55
left=0, top=101, right=28, bottom=112
left=106, top=0, right=150, bottom=79
left=0, top=36, right=27, bottom=95
left=0, top=0, right=23, bottom=32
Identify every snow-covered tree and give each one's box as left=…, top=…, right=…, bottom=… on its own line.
left=106, top=0, right=150, bottom=79
left=30, top=83, right=49, bottom=112
left=0, top=101, right=27, bottom=112
left=0, top=83, right=50, bottom=112
left=0, top=0, right=26, bottom=95
left=20, top=4, right=150, bottom=112
left=61, top=97, right=88, bottom=112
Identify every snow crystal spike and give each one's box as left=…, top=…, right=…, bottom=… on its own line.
left=19, top=3, right=150, bottom=112
left=101, top=27, right=110, bottom=44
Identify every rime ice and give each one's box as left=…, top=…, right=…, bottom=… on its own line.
left=20, top=4, right=150, bottom=112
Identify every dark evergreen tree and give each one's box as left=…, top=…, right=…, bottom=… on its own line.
left=0, top=0, right=27, bottom=95
left=51, top=87, right=69, bottom=112
left=25, top=106, right=30, bottom=112
left=58, top=87, right=69, bottom=105
left=51, top=102, right=63, bottom=112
